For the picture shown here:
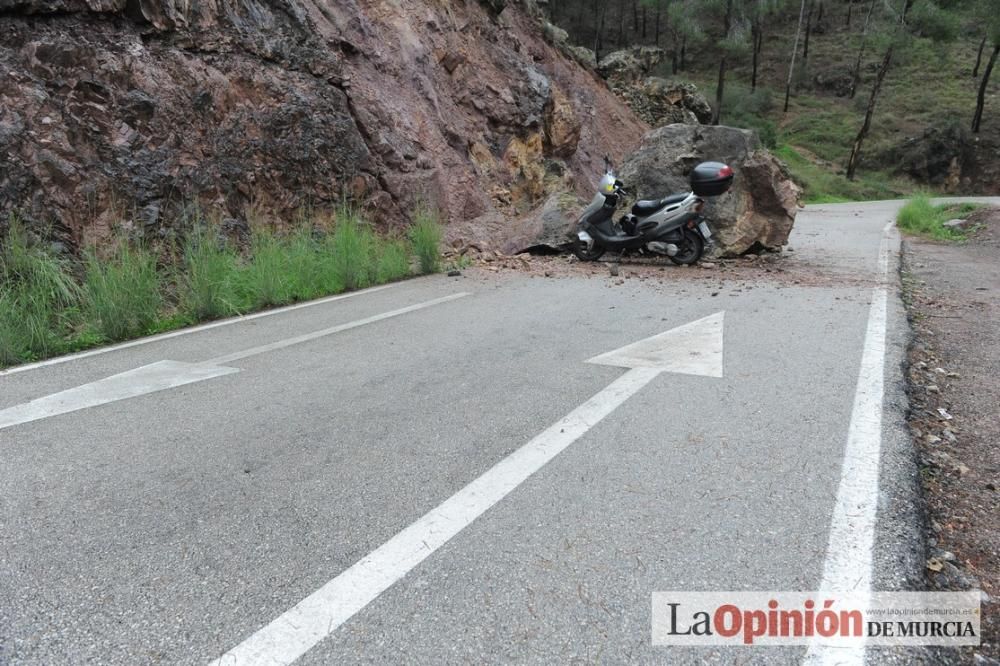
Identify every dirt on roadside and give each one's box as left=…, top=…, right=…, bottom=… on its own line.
left=453, top=242, right=882, bottom=291
left=902, top=207, right=1000, bottom=663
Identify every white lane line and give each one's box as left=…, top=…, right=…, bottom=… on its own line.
left=0, top=361, right=238, bottom=430
left=803, top=222, right=897, bottom=666
left=204, top=293, right=470, bottom=366
left=208, top=366, right=663, bottom=666
left=0, top=284, right=396, bottom=376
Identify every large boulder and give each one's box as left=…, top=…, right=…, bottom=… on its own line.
left=871, top=124, right=973, bottom=191
left=565, top=46, right=597, bottom=69
left=611, top=78, right=712, bottom=126
left=596, top=46, right=666, bottom=81
left=619, top=124, right=801, bottom=256
left=813, top=69, right=854, bottom=98
left=500, top=191, right=582, bottom=254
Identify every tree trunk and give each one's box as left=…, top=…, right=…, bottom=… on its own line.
left=846, top=1, right=852, bottom=28
left=973, top=43, right=1000, bottom=133
left=973, top=35, right=988, bottom=78
left=594, top=3, right=608, bottom=64
left=751, top=23, right=763, bottom=91
left=642, top=6, right=647, bottom=40
left=633, top=0, right=639, bottom=32
left=714, top=56, right=728, bottom=125
left=751, top=23, right=758, bottom=91
left=655, top=6, right=661, bottom=46
left=712, top=0, right=734, bottom=125
left=816, top=1, right=824, bottom=26
left=847, top=45, right=893, bottom=180
left=680, top=36, right=687, bottom=70
left=785, top=0, right=808, bottom=112
left=803, top=0, right=814, bottom=63
left=849, top=0, right=877, bottom=99
left=617, top=0, right=625, bottom=46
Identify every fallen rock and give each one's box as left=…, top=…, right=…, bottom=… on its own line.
left=491, top=191, right=583, bottom=255
left=563, top=45, right=597, bottom=69
left=596, top=46, right=666, bottom=81
left=541, top=21, right=568, bottom=46
left=813, top=69, right=854, bottom=97
left=943, top=218, right=970, bottom=229
left=619, top=124, right=801, bottom=257
left=610, top=78, right=712, bottom=126
left=871, top=124, right=973, bottom=192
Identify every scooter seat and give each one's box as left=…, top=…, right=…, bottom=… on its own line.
left=631, top=192, right=689, bottom=217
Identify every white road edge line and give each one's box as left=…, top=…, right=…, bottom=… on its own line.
left=0, top=284, right=396, bottom=376
left=803, top=221, right=897, bottom=666
left=204, top=293, right=470, bottom=366
left=208, top=366, right=664, bottom=666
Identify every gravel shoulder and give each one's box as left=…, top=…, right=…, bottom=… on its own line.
left=901, top=208, right=1000, bottom=663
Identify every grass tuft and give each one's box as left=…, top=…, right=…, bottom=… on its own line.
left=236, top=226, right=293, bottom=309
left=375, top=238, right=412, bottom=284
left=0, top=216, right=80, bottom=363
left=180, top=226, right=240, bottom=320
left=896, top=195, right=977, bottom=240
left=83, top=242, right=162, bottom=341
left=409, top=206, right=443, bottom=274
left=325, top=209, right=376, bottom=291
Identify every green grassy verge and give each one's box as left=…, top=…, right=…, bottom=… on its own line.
left=896, top=195, right=979, bottom=240
left=0, top=207, right=445, bottom=369
left=775, top=145, right=905, bottom=204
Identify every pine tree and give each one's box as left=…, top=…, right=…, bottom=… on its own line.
left=846, top=0, right=956, bottom=179
left=971, top=7, right=1000, bottom=133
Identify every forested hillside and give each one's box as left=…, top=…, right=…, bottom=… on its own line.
left=545, top=0, right=1000, bottom=200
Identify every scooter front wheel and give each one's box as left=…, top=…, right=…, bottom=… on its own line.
left=668, top=230, right=704, bottom=265
left=572, top=237, right=606, bottom=262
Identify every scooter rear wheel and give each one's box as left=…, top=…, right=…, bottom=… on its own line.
left=572, top=237, right=605, bottom=262
left=668, top=230, right=704, bottom=265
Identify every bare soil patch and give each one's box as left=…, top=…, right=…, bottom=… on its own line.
left=902, top=208, right=1000, bottom=662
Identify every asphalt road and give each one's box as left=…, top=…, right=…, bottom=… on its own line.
left=0, top=201, right=943, bottom=664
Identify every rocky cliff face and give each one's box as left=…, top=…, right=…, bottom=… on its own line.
left=0, top=0, right=647, bottom=249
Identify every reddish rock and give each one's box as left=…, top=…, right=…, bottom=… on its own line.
left=0, top=0, right=647, bottom=249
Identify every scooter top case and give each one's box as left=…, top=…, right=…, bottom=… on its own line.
left=690, top=162, right=734, bottom=197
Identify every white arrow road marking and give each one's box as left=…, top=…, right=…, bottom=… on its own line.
left=209, top=313, right=725, bottom=666
left=0, top=361, right=239, bottom=430
left=804, top=222, right=897, bottom=666
left=587, top=311, right=724, bottom=377
left=0, top=293, right=470, bottom=431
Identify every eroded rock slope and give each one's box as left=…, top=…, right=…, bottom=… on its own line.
left=0, top=0, right=647, bottom=248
